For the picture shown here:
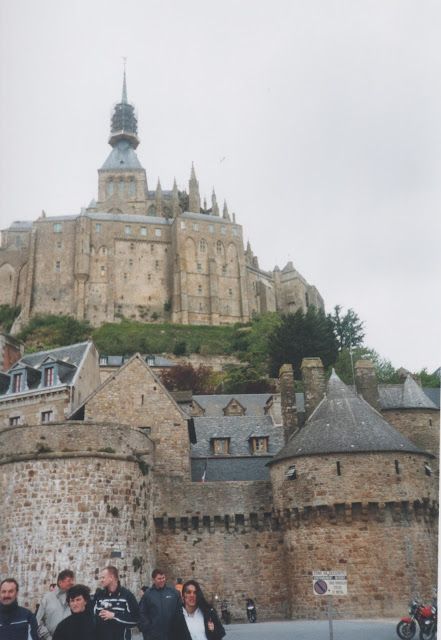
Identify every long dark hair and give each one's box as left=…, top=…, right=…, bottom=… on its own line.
left=182, top=580, right=212, bottom=614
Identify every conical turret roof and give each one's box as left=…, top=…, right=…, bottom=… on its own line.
left=269, top=371, right=426, bottom=464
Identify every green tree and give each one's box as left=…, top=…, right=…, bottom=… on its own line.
left=334, top=347, right=401, bottom=384
left=267, top=307, right=338, bottom=377
left=330, top=305, right=365, bottom=352
left=415, top=368, right=440, bottom=388
left=160, top=364, right=215, bottom=394
left=17, top=315, right=91, bottom=350
left=220, top=365, right=276, bottom=394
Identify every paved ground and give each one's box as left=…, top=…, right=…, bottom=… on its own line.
left=134, top=618, right=398, bottom=639
left=201, top=619, right=397, bottom=640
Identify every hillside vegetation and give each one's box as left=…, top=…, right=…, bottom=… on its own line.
left=2, top=307, right=437, bottom=390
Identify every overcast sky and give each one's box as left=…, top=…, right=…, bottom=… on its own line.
left=0, top=0, right=439, bottom=372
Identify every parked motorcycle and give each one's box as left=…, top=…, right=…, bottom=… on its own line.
left=396, top=598, right=437, bottom=640
left=246, top=598, right=257, bottom=623
left=220, top=600, right=231, bottom=625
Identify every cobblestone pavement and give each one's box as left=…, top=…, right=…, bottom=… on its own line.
left=133, top=618, right=398, bottom=640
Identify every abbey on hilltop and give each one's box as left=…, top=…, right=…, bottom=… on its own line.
left=0, top=73, right=323, bottom=330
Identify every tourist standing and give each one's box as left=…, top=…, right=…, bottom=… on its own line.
left=93, top=566, right=139, bottom=640
left=53, top=584, right=96, bottom=640
left=139, top=569, right=181, bottom=640
left=170, top=580, right=225, bottom=640
left=0, top=578, right=38, bottom=640
left=36, top=570, right=74, bottom=640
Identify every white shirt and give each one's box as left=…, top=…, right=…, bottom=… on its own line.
left=183, top=607, right=207, bottom=640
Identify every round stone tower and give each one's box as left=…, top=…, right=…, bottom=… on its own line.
left=0, top=420, right=154, bottom=609
left=269, top=370, right=438, bottom=619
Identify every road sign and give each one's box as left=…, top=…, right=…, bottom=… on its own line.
left=313, top=571, right=347, bottom=596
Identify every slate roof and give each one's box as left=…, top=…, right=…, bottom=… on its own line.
left=100, top=354, right=175, bottom=367
left=18, top=342, right=90, bottom=370
left=191, top=456, right=272, bottom=482
left=192, top=394, right=273, bottom=417
left=269, top=372, right=426, bottom=464
left=100, top=140, right=144, bottom=170
left=191, top=415, right=284, bottom=457
left=379, top=376, right=438, bottom=410
left=423, top=387, right=440, bottom=409
left=85, top=212, right=170, bottom=225
left=8, top=221, right=33, bottom=231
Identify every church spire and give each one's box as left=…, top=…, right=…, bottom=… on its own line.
left=121, top=63, right=128, bottom=104
left=211, top=189, right=219, bottom=216
left=109, top=66, right=139, bottom=149
left=188, top=162, right=201, bottom=213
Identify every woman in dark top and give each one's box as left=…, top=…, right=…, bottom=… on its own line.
left=170, top=580, right=225, bottom=640
left=53, top=585, right=95, bottom=640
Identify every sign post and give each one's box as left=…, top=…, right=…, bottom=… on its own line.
left=313, top=571, right=348, bottom=640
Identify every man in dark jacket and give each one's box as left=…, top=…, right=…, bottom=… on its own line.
left=0, top=578, right=38, bottom=640
left=139, top=569, right=181, bottom=640
left=53, top=584, right=95, bottom=640
left=93, top=566, right=139, bottom=640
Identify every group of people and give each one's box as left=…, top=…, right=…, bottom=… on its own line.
left=0, top=567, right=226, bottom=640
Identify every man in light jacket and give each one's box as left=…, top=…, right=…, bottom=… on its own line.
left=36, top=570, right=74, bottom=640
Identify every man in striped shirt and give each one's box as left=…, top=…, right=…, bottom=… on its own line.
left=93, top=566, right=139, bottom=640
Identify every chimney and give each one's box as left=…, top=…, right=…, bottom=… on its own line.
left=301, top=358, right=326, bottom=418
left=354, top=360, right=380, bottom=411
left=0, top=334, right=24, bottom=372
left=279, top=364, right=297, bottom=440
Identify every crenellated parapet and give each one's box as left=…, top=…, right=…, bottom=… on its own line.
left=273, top=498, right=439, bottom=529
left=154, top=510, right=280, bottom=535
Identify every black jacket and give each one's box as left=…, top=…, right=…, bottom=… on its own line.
left=170, top=605, right=225, bottom=640
left=0, top=601, right=38, bottom=640
left=139, top=586, right=181, bottom=640
left=93, top=585, right=139, bottom=640
left=52, top=611, right=96, bottom=640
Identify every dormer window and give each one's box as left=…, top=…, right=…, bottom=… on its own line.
left=250, top=437, right=268, bottom=454
left=211, top=438, right=230, bottom=455
left=43, top=367, right=55, bottom=387
left=12, top=373, right=23, bottom=393
left=285, top=465, right=297, bottom=480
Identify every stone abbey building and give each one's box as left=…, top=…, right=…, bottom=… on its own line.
left=0, top=73, right=323, bottom=330
left=0, top=340, right=438, bottom=620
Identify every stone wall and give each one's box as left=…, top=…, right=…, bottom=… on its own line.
left=281, top=502, right=438, bottom=618
left=383, top=409, right=440, bottom=466
left=270, top=452, right=437, bottom=510
left=0, top=421, right=154, bottom=610
left=0, top=388, right=70, bottom=428
left=153, top=479, right=286, bottom=621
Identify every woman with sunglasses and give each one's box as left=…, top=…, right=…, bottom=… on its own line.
left=171, top=580, right=225, bottom=640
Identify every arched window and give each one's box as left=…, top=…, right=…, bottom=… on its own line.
left=128, top=177, right=136, bottom=197
left=216, top=240, right=223, bottom=254
left=107, top=179, right=114, bottom=196
left=199, top=239, right=206, bottom=253
left=118, top=178, right=125, bottom=195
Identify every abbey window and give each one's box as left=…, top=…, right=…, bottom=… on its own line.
left=41, top=410, right=53, bottom=423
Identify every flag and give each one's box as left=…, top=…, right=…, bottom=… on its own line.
left=201, top=459, right=208, bottom=482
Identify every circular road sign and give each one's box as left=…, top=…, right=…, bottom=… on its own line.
left=313, top=579, right=328, bottom=595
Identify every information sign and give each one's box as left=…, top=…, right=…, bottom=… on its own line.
left=313, top=571, right=347, bottom=596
